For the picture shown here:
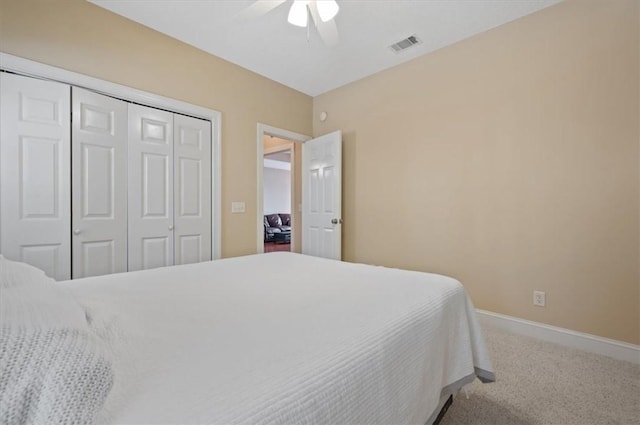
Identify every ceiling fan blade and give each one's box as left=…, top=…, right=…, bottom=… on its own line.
left=308, top=2, right=339, bottom=47
left=235, top=0, right=287, bottom=22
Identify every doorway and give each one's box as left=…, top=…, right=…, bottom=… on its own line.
left=263, top=140, right=293, bottom=253
left=256, top=124, right=310, bottom=254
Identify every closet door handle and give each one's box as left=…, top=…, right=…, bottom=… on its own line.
left=73, top=228, right=81, bottom=235
left=168, top=225, right=174, bottom=231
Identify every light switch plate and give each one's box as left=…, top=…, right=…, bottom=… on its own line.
left=231, top=202, right=245, bottom=213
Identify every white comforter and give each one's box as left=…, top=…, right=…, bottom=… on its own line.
left=62, top=252, right=494, bottom=425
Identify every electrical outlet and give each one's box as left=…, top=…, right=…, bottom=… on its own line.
left=533, top=290, right=546, bottom=307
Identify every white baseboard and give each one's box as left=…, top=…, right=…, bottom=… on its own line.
left=476, top=309, right=640, bottom=364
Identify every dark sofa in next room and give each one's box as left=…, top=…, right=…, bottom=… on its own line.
left=264, top=213, right=291, bottom=242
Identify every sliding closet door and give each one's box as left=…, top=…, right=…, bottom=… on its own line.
left=0, top=73, right=71, bottom=280
left=128, top=103, right=174, bottom=271
left=174, top=114, right=211, bottom=265
left=71, top=88, right=127, bottom=278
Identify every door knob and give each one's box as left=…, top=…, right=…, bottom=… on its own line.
left=168, top=225, right=174, bottom=231
left=331, top=218, right=343, bottom=224
left=73, top=228, right=81, bottom=235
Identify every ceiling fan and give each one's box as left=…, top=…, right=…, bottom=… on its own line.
left=237, top=0, right=340, bottom=46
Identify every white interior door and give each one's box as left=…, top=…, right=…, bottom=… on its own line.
left=0, top=73, right=71, bottom=280
left=128, top=103, right=174, bottom=271
left=173, top=114, right=211, bottom=265
left=302, top=130, right=342, bottom=260
left=71, top=87, right=127, bottom=278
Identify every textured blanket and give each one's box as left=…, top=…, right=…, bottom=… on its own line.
left=0, top=328, right=113, bottom=425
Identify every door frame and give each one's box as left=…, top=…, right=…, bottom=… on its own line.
left=0, top=52, right=222, bottom=260
left=256, top=123, right=310, bottom=253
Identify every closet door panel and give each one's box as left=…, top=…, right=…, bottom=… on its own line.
left=128, top=103, right=174, bottom=271
left=142, top=236, right=170, bottom=270
left=72, top=87, right=128, bottom=278
left=0, top=73, right=71, bottom=280
left=174, top=114, right=211, bottom=265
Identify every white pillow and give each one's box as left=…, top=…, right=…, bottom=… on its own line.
left=0, top=255, right=88, bottom=329
left=0, top=254, right=49, bottom=288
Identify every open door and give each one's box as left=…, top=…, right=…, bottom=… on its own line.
left=302, top=131, right=342, bottom=260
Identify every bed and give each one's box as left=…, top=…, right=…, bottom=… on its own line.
left=0, top=252, right=494, bottom=424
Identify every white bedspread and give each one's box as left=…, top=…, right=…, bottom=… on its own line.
left=61, top=252, right=494, bottom=425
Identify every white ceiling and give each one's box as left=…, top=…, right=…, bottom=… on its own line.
left=90, top=0, right=561, bottom=97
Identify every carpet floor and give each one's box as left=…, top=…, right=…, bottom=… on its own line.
left=440, top=324, right=640, bottom=425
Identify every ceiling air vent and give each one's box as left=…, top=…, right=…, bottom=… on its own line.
left=389, top=35, right=422, bottom=53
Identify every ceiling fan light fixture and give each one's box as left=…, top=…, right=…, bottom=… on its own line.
left=316, top=0, right=339, bottom=22
left=288, top=0, right=309, bottom=27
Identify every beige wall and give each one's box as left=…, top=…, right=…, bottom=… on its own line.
left=314, top=0, right=640, bottom=344
left=0, top=0, right=312, bottom=258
